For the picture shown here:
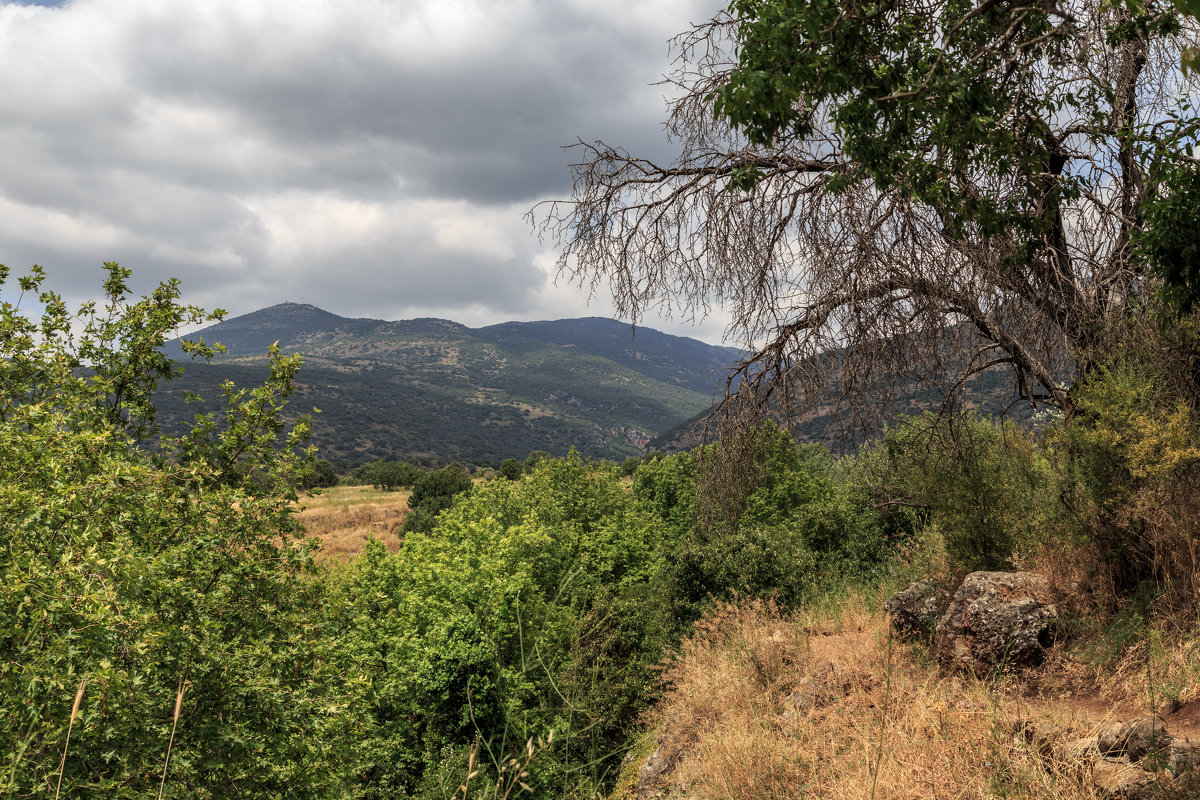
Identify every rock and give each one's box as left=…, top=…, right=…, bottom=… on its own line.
left=1013, top=719, right=1065, bottom=759
left=934, top=571, right=1057, bottom=675
left=636, top=746, right=677, bottom=799
left=781, top=661, right=836, bottom=721
left=1092, top=759, right=1161, bottom=799
left=1098, top=717, right=1171, bottom=763
left=1168, top=739, right=1200, bottom=774
left=885, top=581, right=951, bottom=639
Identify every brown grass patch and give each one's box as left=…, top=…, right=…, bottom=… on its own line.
left=627, top=596, right=1141, bottom=800
left=297, top=485, right=408, bottom=562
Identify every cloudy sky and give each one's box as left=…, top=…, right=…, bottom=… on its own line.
left=0, top=0, right=730, bottom=343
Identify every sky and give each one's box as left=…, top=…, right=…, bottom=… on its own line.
left=0, top=0, right=730, bottom=343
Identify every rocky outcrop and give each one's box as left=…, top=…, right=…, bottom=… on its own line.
left=934, top=571, right=1057, bottom=674
left=885, top=580, right=951, bottom=639
left=635, top=745, right=678, bottom=800
left=1017, top=716, right=1200, bottom=799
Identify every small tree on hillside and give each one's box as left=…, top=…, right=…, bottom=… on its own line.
left=402, top=464, right=474, bottom=534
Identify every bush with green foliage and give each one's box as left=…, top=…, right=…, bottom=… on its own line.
left=635, top=423, right=896, bottom=618
left=1048, top=359, right=1200, bottom=609
left=619, top=455, right=642, bottom=476
left=324, top=453, right=676, bottom=798
left=402, top=464, right=475, bottom=534
left=497, top=458, right=524, bottom=480
left=0, top=264, right=352, bottom=798
left=524, top=449, right=552, bottom=471
left=857, top=412, right=1064, bottom=574
left=356, top=459, right=422, bottom=491
left=303, top=458, right=340, bottom=489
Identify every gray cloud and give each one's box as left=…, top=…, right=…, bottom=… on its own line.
left=0, top=0, right=728, bottom=343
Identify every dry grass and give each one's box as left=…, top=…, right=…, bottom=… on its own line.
left=297, top=485, right=409, bottom=562
left=625, top=596, right=1160, bottom=800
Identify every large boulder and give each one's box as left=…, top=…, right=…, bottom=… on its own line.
left=934, top=571, right=1057, bottom=675
left=885, top=580, right=951, bottom=639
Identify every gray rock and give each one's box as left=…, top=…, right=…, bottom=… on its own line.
left=1092, top=759, right=1162, bottom=799
left=781, top=661, right=837, bottom=721
left=885, top=580, right=951, bottom=639
left=636, top=746, right=676, bottom=800
left=934, top=571, right=1057, bottom=675
left=1168, top=739, right=1200, bottom=774
left=1098, top=717, right=1171, bottom=763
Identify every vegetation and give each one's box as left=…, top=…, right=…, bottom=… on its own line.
left=0, top=265, right=351, bottom=798
left=400, top=464, right=474, bottom=535
left=535, top=0, right=1200, bottom=436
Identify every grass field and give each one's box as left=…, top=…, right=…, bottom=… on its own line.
left=297, top=485, right=408, bottom=562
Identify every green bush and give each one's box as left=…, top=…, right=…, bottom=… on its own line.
left=1048, top=361, right=1200, bottom=606
left=356, top=459, right=422, bottom=491
left=0, top=265, right=353, bottom=798
left=497, top=458, right=524, bottom=480
left=635, top=424, right=894, bottom=618
left=303, top=458, right=340, bottom=489
left=856, top=411, right=1065, bottom=574
left=325, top=453, right=676, bottom=799
left=402, top=464, right=474, bottom=534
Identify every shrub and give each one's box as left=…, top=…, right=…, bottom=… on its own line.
left=325, top=453, right=677, bottom=798
left=1049, top=361, right=1200, bottom=611
left=497, top=458, right=524, bottom=480
left=857, top=412, right=1063, bottom=574
left=0, top=264, right=353, bottom=798
left=402, top=464, right=475, bottom=534
left=636, top=424, right=894, bottom=618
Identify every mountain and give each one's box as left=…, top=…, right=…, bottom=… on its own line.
left=156, top=303, right=743, bottom=466
left=646, top=350, right=1041, bottom=455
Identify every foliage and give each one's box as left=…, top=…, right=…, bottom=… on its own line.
left=523, top=450, right=551, bottom=471
left=858, top=413, right=1065, bottom=573
left=303, top=458, right=340, bottom=489
left=0, top=264, right=352, bottom=798
left=535, top=0, right=1199, bottom=437
left=1047, top=359, right=1200, bottom=609
left=324, top=453, right=678, bottom=798
left=636, top=424, right=895, bottom=617
left=1136, top=113, right=1200, bottom=314
left=497, top=458, right=524, bottom=480
left=402, top=464, right=475, bottom=534
left=619, top=456, right=642, bottom=476
left=356, top=459, right=422, bottom=491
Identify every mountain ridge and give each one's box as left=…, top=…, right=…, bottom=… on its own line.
left=157, top=303, right=742, bottom=465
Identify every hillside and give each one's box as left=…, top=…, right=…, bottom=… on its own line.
left=157, top=303, right=742, bottom=465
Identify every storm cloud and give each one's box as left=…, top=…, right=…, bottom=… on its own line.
left=0, top=0, right=728, bottom=341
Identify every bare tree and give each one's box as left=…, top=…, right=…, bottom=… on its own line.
left=532, top=0, right=1200, bottom=440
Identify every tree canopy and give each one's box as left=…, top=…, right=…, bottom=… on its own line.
left=535, top=0, right=1200, bottom=431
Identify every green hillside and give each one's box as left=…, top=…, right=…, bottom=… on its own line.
left=157, top=304, right=741, bottom=465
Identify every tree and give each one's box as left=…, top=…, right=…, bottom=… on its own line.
left=0, top=264, right=352, bottom=798
left=402, top=464, right=474, bottom=534
left=497, top=458, right=525, bottom=480
left=359, top=459, right=421, bottom=491
left=304, top=458, right=340, bottom=489
left=534, top=0, right=1200, bottom=431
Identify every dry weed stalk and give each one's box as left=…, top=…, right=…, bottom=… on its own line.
left=54, top=675, right=87, bottom=800
left=157, top=678, right=187, bottom=800
left=454, top=731, right=552, bottom=800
